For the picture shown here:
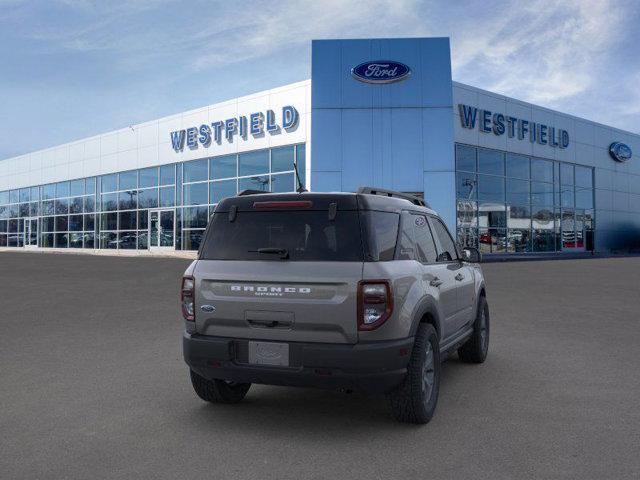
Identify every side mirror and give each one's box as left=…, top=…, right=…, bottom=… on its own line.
left=462, top=247, right=482, bottom=263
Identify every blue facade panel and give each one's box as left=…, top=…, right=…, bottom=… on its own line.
left=310, top=38, right=456, bottom=230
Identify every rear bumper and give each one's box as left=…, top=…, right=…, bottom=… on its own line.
left=183, top=332, right=414, bottom=394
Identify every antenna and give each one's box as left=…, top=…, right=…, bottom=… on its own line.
left=293, top=160, right=307, bottom=193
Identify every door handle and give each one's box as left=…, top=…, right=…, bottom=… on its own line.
left=429, top=278, right=443, bottom=287
left=455, top=273, right=465, bottom=281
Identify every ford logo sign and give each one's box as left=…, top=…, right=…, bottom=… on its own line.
left=609, top=142, right=632, bottom=162
left=351, top=60, right=411, bottom=84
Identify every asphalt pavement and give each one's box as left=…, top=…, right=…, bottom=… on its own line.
left=1, top=252, right=639, bottom=479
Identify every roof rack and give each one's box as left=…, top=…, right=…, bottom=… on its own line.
left=237, top=189, right=268, bottom=196
left=357, top=187, right=429, bottom=208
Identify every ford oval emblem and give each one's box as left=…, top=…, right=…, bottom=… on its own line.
left=609, top=142, right=632, bottom=162
left=351, top=60, right=411, bottom=84
left=200, top=304, right=216, bottom=312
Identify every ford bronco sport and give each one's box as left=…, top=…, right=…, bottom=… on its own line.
left=182, top=187, right=489, bottom=424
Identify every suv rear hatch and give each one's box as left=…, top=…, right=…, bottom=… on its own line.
left=193, top=195, right=364, bottom=344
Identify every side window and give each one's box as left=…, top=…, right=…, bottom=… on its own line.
left=412, top=214, right=438, bottom=263
left=429, top=217, right=458, bottom=262
left=396, top=212, right=416, bottom=260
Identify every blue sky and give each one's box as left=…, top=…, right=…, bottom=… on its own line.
left=1, top=0, right=638, bottom=159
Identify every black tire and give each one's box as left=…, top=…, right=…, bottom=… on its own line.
left=387, top=323, right=441, bottom=424
left=189, top=370, right=251, bottom=404
left=458, top=295, right=490, bottom=363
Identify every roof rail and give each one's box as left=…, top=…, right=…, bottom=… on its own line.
left=357, top=187, right=429, bottom=208
left=237, top=189, right=268, bottom=196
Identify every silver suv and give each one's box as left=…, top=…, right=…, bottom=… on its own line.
left=182, top=187, right=489, bottom=424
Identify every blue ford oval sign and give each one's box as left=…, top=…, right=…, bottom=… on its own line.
left=351, top=60, right=411, bottom=84
left=609, top=142, right=632, bottom=162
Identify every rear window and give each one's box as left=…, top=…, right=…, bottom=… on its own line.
left=200, top=211, right=364, bottom=261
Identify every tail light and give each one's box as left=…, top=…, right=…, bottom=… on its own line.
left=181, top=276, right=195, bottom=321
left=357, top=280, right=393, bottom=331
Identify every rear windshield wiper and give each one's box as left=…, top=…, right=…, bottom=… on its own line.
left=248, top=247, right=289, bottom=259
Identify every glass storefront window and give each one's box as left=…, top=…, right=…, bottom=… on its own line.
left=506, top=178, right=530, bottom=204
left=138, top=189, right=158, bottom=209
left=160, top=165, right=175, bottom=186
left=239, top=150, right=269, bottom=176
left=183, top=183, right=208, bottom=205
left=456, top=144, right=594, bottom=254
left=479, top=228, right=506, bottom=254
left=101, top=174, right=117, bottom=193
left=456, top=172, right=477, bottom=200
left=159, top=187, right=175, bottom=207
left=2, top=143, right=305, bottom=251
left=478, top=148, right=504, bottom=175
left=560, top=163, right=574, bottom=185
left=210, top=155, right=237, bottom=180
left=575, top=166, right=593, bottom=188
left=271, top=146, right=295, bottom=173
left=478, top=174, right=505, bottom=203
left=119, top=171, right=137, bottom=190
left=456, top=144, right=476, bottom=172
left=531, top=182, right=554, bottom=206
left=210, top=179, right=237, bottom=204
left=70, top=179, right=84, bottom=196
left=506, top=154, right=529, bottom=179
left=270, top=173, right=294, bottom=193
left=183, top=159, right=208, bottom=183
left=531, top=158, right=553, bottom=183
left=239, top=175, right=269, bottom=192
left=55, top=182, right=70, bottom=198
left=139, top=167, right=158, bottom=188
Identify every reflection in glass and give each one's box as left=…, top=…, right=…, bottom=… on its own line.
left=119, top=231, right=138, bottom=249
left=478, top=148, right=504, bottom=175
left=55, top=216, right=68, bottom=232
left=531, top=158, right=553, bottom=182
left=210, top=155, right=237, bottom=180
left=271, top=146, right=295, bottom=173
left=270, top=173, right=294, bottom=193
left=55, top=198, right=69, bottom=215
left=119, top=190, right=137, bottom=210
left=456, top=144, right=476, bottom=172
left=239, top=150, right=269, bottom=176
left=531, top=182, right=554, bottom=206
left=138, top=189, right=158, bottom=209
left=506, top=154, right=529, bottom=179
left=507, top=229, right=531, bottom=252
left=119, top=171, right=137, bottom=190
left=101, top=174, right=117, bottom=192
left=210, top=180, right=237, bottom=204
left=183, top=230, right=204, bottom=250
left=507, top=206, right=531, bottom=229
left=456, top=172, right=476, bottom=199
left=479, top=201, right=506, bottom=229
left=239, top=175, right=269, bottom=192
left=183, top=183, right=208, bottom=205
left=55, top=233, right=68, bottom=248
left=101, top=193, right=118, bottom=211
left=183, top=159, right=208, bottom=183
left=506, top=178, right=529, bottom=204
left=69, top=233, right=83, bottom=248
left=83, top=232, right=95, bottom=249
left=561, top=209, right=576, bottom=249
left=478, top=228, right=506, bottom=254
left=560, top=163, right=574, bottom=185
left=139, top=167, right=158, bottom=188
left=159, top=187, right=175, bottom=207
left=100, top=232, right=117, bottom=249
left=160, top=164, right=175, bottom=186
left=477, top=175, right=505, bottom=203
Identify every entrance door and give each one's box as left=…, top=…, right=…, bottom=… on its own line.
left=561, top=209, right=585, bottom=252
left=149, top=209, right=175, bottom=250
left=23, top=217, right=38, bottom=248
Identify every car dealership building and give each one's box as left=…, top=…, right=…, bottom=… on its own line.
left=1, top=37, right=639, bottom=256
